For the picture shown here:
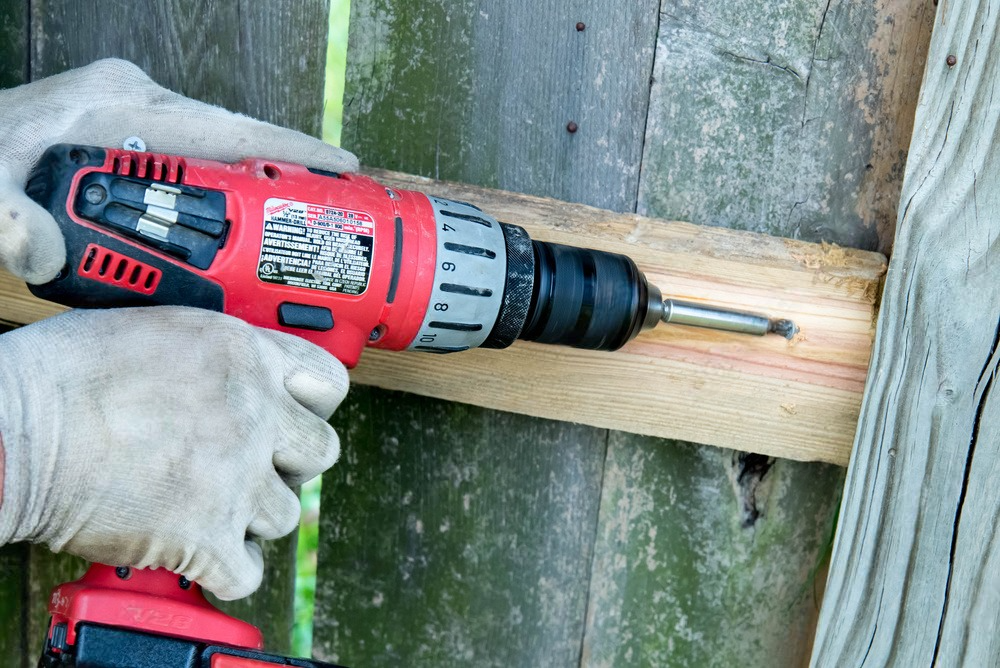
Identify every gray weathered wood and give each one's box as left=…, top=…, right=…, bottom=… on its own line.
left=0, top=0, right=27, bottom=89
left=343, top=0, right=660, bottom=212
left=317, top=1, right=663, bottom=664
left=314, top=387, right=606, bottom=666
left=579, top=1, right=932, bottom=664
left=582, top=439, right=843, bottom=667
left=639, top=0, right=934, bottom=254
left=316, top=2, right=663, bottom=665
left=30, top=0, right=329, bottom=137
left=0, top=544, right=28, bottom=667
left=11, top=0, right=333, bottom=652
left=811, top=1, right=1000, bottom=664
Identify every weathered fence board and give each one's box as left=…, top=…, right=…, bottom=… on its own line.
left=316, top=387, right=606, bottom=666
left=309, top=0, right=925, bottom=665
left=638, top=0, right=934, bottom=255
left=582, top=437, right=842, bottom=667
left=811, top=0, right=1000, bottom=664
left=315, top=1, right=659, bottom=664
left=0, top=0, right=26, bottom=89
left=0, top=544, right=28, bottom=663
left=0, top=0, right=334, bottom=656
left=579, top=0, right=930, bottom=665
left=341, top=0, right=660, bottom=213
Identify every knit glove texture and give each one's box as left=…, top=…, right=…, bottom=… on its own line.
left=0, top=307, right=348, bottom=600
left=0, top=58, right=359, bottom=284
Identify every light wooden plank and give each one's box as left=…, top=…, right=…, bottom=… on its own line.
left=0, top=170, right=885, bottom=465
left=811, top=0, right=1000, bottom=663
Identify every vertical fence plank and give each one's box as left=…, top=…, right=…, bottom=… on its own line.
left=812, top=0, right=1000, bottom=663
left=0, top=0, right=27, bottom=88
left=580, top=1, right=932, bottom=665
left=0, top=544, right=28, bottom=668
left=341, top=0, right=659, bottom=212
left=19, top=0, right=332, bottom=653
left=637, top=0, right=933, bottom=254
left=314, top=1, right=659, bottom=665
left=316, top=387, right=606, bottom=666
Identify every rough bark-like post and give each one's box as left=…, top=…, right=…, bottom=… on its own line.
left=812, top=1, right=1000, bottom=664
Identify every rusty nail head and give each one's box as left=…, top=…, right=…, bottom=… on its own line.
left=946, top=54, right=957, bottom=67
left=566, top=121, right=579, bottom=133
left=576, top=22, right=586, bottom=31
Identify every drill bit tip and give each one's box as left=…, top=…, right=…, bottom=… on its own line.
left=768, top=318, right=799, bottom=340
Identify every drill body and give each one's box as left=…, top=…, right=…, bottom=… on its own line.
left=26, top=144, right=658, bottom=368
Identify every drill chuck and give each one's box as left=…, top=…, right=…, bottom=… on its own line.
left=407, top=194, right=659, bottom=354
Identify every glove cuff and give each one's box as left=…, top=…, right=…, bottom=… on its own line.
left=0, top=336, right=30, bottom=544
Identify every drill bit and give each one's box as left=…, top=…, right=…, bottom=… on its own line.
left=661, top=299, right=798, bottom=339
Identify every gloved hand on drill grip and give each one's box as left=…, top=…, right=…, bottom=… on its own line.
left=0, top=306, right=349, bottom=600
left=0, top=58, right=359, bottom=284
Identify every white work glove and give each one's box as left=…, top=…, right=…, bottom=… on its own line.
left=0, top=306, right=348, bottom=600
left=0, top=58, right=359, bottom=284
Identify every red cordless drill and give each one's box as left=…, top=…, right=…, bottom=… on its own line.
left=24, top=144, right=793, bottom=665
left=26, top=144, right=794, bottom=367
left=39, top=565, right=342, bottom=666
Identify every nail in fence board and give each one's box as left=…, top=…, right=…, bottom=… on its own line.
left=812, top=0, right=1000, bottom=663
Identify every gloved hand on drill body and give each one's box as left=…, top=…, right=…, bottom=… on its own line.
left=0, top=59, right=359, bottom=599
left=0, top=58, right=359, bottom=284
left=0, top=307, right=348, bottom=600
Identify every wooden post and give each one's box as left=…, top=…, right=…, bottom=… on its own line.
left=811, top=1, right=1000, bottom=664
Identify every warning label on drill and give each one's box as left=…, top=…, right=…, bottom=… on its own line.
left=257, top=198, right=374, bottom=295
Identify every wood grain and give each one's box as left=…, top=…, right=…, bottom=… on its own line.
left=638, top=0, right=934, bottom=255
left=0, top=0, right=27, bottom=89
left=0, top=170, right=885, bottom=464
left=314, top=387, right=606, bottom=666
left=342, top=0, right=659, bottom=212
left=0, top=544, right=28, bottom=666
left=811, top=0, right=1000, bottom=663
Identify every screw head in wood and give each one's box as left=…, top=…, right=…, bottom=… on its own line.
left=946, top=54, right=957, bottom=67
left=566, top=121, right=579, bottom=133
left=576, top=22, right=586, bottom=31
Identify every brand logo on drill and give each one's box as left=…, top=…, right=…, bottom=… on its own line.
left=50, top=590, right=70, bottom=613
left=265, top=201, right=293, bottom=216
left=122, top=606, right=193, bottom=630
